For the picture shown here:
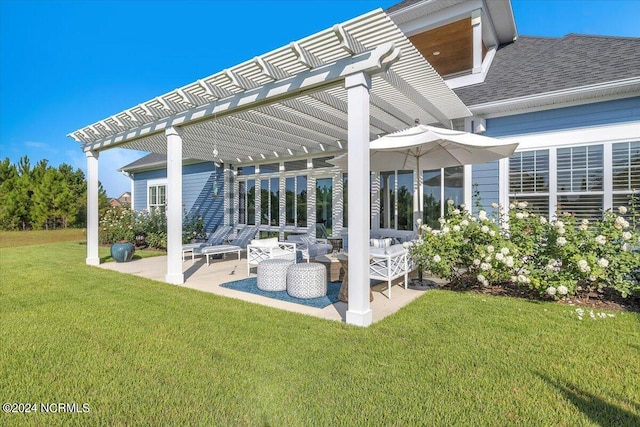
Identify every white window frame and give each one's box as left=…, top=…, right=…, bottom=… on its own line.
left=147, top=178, right=167, bottom=212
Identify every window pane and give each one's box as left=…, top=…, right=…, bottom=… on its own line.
left=509, top=195, right=549, bottom=218
left=509, top=150, right=549, bottom=194
left=284, top=160, right=307, bottom=171
left=260, top=163, right=279, bottom=174
left=149, top=186, right=156, bottom=206
left=423, top=169, right=441, bottom=229
left=312, top=157, right=334, bottom=169
left=270, top=177, right=279, bottom=226
left=380, top=171, right=395, bottom=229
left=397, top=170, right=413, bottom=231
left=237, top=166, right=255, bottom=176
left=239, top=181, right=247, bottom=224
left=557, top=194, right=603, bottom=220
left=316, top=178, right=332, bottom=232
left=612, top=141, right=640, bottom=191
left=247, top=180, right=255, bottom=225
left=285, top=177, right=295, bottom=226
left=297, top=175, right=307, bottom=227
left=444, top=166, right=464, bottom=208
left=557, top=146, right=603, bottom=194
left=260, top=179, right=269, bottom=225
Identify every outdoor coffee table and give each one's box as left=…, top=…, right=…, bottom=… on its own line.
left=313, top=253, right=345, bottom=282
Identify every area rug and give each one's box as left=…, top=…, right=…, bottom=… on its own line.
left=220, top=278, right=341, bottom=309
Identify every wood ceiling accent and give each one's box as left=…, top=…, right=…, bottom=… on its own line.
left=410, top=18, right=485, bottom=77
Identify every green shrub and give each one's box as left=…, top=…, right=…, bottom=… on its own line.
left=99, top=207, right=204, bottom=251
left=411, top=200, right=640, bottom=299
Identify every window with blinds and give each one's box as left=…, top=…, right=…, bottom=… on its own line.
left=557, top=194, right=603, bottom=220
left=509, top=150, right=550, bottom=216
left=612, top=141, right=640, bottom=191
left=557, top=145, right=603, bottom=192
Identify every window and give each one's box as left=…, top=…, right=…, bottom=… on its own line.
left=612, top=141, right=640, bottom=211
left=342, top=173, right=348, bottom=227
left=238, top=179, right=255, bottom=225
left=147, top=182, right=166, bottom=212
left=260, top=177, right=279, bottom=225
left=423, top=166, right=464, bottom=228
left=285, top=175, right=307, bottom=227
left=380, top=170, right=413, bottom=230
left=509, top=150, right=550, bottom=217
left=557, top=145, right=603, bottom=219
left=316, top=177, right=333, bottom=231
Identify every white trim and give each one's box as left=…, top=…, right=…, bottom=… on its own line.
left=446, top=47, right=496, bottom=89
left=469, top=78, right=640, bottom=118
left=393, top=0, right=483, bottom=37
left=146, top=178, right=168, bottom=212
left=603, top=143, right=613, bottom=211
left=499, top=121, right=640, bottom=151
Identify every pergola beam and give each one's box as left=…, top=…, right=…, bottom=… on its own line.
left=79, top=43, right=401, bottom=152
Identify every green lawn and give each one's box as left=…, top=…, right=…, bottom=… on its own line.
left=1, top=239, right=639, bottom=426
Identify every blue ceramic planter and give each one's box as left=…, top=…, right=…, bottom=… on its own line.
left=111, top=242, right=135, bottom=262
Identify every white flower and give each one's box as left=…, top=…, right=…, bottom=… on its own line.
left=577, top=259, right=589, bottom=269
left=517, top=274, right=530, bottom=284
left=557, top=237, right=567, bottom=246
left=452, top=209, right=461, bottom=215
left=495, top=252, right=505, bottom=261
left=489, top=230, right=496, bottom=237
left=618, top=206, right=628, bottom=215
left=616, top=216, right=627, bottom=226
left=622, top=231, right=632, bottom=240
left=557, top=285, right=568, bottom=295
left=484, top=256, right=492, bottom=263
left=491, top=203, right=499, bottom=209
left=555, top=221, right=564, bottom=229
left=471, top=217, right=477, bottom=222
left=540, top=216, right=547, bottom=224
left=480, top=262, right=491, bottom=271
left=473, top=259, right=481, bottom=266
left=481, top=225, right=490, bottom=233
left=597, top=258, right=609, bottom=268
left=557, top=227, right=565, bottom=235
left=477, top=274, right=486, bottom=282
left=509, top=203, right=515, bottom=209
left=416, top=218, right=422, bottom=226
left=460, top=219, right=469, bottom=227
left=478, top=210, right=488, bottom=221
left=546, top=286, right=557, bottom=296
left=595, top=235, right=607, bottom=245
left=500, top=247, right=510, bottom=255
left=523, top=212, right=530, bottom=218
left=486, top=245, right=495, bottom=253
left=447, top=199, right=454, bottom=205
left=442, top=226, right=450, bottom=234
left=453, top=225, right=461, bottom=232
left=515, top=212, right=524, bottom=220
left=579, top=224, right=588, bottom=231
left=505, top=257, right=514, bottom=267
left=460, top=203, right=466, bottom=209
left=581, top=219, right=589, bottom=225
left=433, top=255, right=441, bottom=263
left=421, top=224, right=430, bottom=232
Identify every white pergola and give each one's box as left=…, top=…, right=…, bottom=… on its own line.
left=69, top=9, right=470, bottom=327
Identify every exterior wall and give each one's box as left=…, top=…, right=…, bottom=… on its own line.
left=484, top=97, right=640, bottom=137
left=131, top=162, right=224, bottom=232
left=471, top=161, right=499, bottom=214
left=475, top=97, right=640, bottom=219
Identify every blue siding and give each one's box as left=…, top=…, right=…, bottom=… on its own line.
left=472, top=161, right=499, bottom=214
left=484, top=97, right=640, bottom=137
left=131, top=162, right=224, bottom=232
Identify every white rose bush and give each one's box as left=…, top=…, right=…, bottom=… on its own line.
left=410, top=198, right=640, bottom=300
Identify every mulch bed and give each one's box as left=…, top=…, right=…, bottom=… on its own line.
left=440, top=279, right=640, bottom=313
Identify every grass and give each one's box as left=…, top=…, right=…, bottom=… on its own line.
left=1, top=236, right=639, bottom=425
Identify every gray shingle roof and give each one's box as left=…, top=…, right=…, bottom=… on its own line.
left=454, top=34, right=640, bottom=106
left=119, top=152, right=165, bottom=172
left=385, top=0, right=423, bottom=13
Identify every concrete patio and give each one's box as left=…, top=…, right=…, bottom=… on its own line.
left=99, top=254, right=443, bottom=324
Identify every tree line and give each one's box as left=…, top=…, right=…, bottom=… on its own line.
left=0, top=156, right=108, bottom=230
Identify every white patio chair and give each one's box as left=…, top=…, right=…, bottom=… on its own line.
left=247, top=237, right=297, bottom=275
left=182, top=225, right=233, bottom=261
left=199, top=226, right=259, bottom=265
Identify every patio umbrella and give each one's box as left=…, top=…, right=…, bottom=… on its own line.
left=329, top=124, right=519, bottom=171
left=329, top=124, right=519, bottom=225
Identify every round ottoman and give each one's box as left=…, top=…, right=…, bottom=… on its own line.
left=286, top=263, right=327, bottom=298
left=257, top=258, right=294, bottom=291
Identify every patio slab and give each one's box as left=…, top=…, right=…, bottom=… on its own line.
left=99, top=254, right=443, bottom=324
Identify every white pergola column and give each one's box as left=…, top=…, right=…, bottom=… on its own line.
left=345, top=72, right=372, bottom=327
left=166, top=126, right=184, bottom=285
left=85, top=150, right=100, bottom=266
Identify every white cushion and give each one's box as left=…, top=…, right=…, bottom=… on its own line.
left=250, top=237, right=279, bottom=247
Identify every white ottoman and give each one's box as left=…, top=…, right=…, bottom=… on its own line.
left=257, top=258, right=293, bottom=291
left=286, top=263, right=327, bottom=298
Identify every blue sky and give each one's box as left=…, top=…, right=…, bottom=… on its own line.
left=1, top=0, right=639, bottom=197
